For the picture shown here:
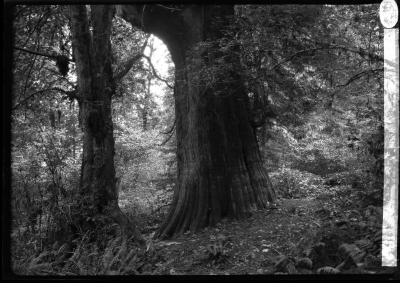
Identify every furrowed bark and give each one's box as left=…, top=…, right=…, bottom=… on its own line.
left=69, top=5, right=143, bottom=243
left=119, top=4, right=276, bottom=239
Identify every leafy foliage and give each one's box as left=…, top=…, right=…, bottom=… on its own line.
left=9, top=4, right=385, bottom=275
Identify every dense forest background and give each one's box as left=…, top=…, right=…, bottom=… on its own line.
left=6, top=4, right=388, bottom=275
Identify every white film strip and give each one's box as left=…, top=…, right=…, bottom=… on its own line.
left=380, top=0, right=399, bottom=267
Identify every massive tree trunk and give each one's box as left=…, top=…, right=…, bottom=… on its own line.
left=119, top=5, right=276, bottom=239
left=69, top=5, right=143, bottom=242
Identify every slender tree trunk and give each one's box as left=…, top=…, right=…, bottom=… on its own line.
left=69, top=5, right=143, bottom=243
left=119, top=5, right=276, bottom=239
left=142, top=76, right=151, bottom=131
left=142, top=39, right=155, bottom=131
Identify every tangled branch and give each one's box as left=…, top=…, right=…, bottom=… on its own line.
left=13, top=88, right=77, bottom=110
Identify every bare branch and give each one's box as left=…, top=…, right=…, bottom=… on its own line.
left=270, top=47, right=325, bottom=70
left=270, top=44, right=383, bottom=71
left=155, top=4, right=183, bottom=12
left=14, top=46, right=74, bottom=62
left=159, top=119, right=176, bottom=146
left=142, top=54, right=174, bottom=89
left=335, top=68, right=383, bottom=88
left=325, top=67, right=384, bottom=109
left=332, top=44, right=383, bottom=63
left=161, top=119, right=176, bottom=135
left=12, top=88, right=77, bottom=110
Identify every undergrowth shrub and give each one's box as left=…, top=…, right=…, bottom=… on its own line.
left=269, top=167, right=326, bottom=199
left=12, top=233, right=164, bottom=275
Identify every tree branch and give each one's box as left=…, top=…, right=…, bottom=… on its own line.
left=142, top=54, right=174, bottom=89
left=332, top=44, right=383, bottom=63
left=159, top=119, right=176, bottom=146
left=335, top=68, right=383, bottom=88
left=270, top=44, right=383, bottom=71
left=270, top=47, right=325, bottom=70
left=159, top=127, right=175, bottom=146
left=12, top=87, right=77, bottom=110
left=14, top=46, right=74, bottom=62
left=117, top=5, right=181, bottom=35
left=325, top=67, right=383, bottom=109
left=113, top=36, right=149, bottom=82
left=161, top=119, right=176, bottom=135
left=155, top=4, right=183, bottom=12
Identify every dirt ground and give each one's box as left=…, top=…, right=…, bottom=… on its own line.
left=139, top=198, right=326, bottom=275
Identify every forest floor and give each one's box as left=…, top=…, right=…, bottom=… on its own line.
left=12, top=170, right=389, bottom=276
left=141, top=198, right=323, bottom=275
left=132, top=180, right=387, bottom=275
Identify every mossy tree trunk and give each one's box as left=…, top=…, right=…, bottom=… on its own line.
left=69, top=5, right=143, bottom=242
left=119, top=4, right=276, bottom=239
